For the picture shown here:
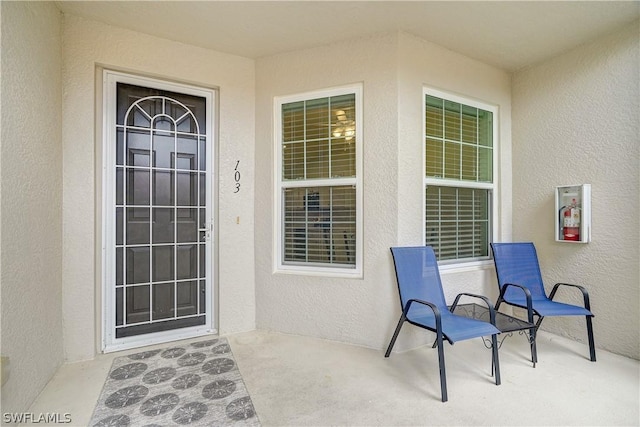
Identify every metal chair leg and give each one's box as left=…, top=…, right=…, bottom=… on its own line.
left=530, top=316, right=542, bottom=367
left=530, top=327, right=537, bottom=367
left=491, top=334, right=501, bottom=385
left=586, top=316, right=596, bottom=362
left=385, top=314, right=406, bottom=358
left=435, top=333, right=447, bottom=402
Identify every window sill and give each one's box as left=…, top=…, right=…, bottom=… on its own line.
left=438, top=259, right=494, bottom=274
left=274, top=264, right=363, bottom=279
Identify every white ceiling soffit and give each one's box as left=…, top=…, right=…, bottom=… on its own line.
left=56, top=1, right=640, bottom=71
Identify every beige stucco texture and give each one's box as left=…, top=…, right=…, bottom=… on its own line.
left=255, top=32, right=513, bottom=352
left=1, top=0, right=638, bottom=414
left=512, top=21, right=640, bottom=357
left=1, top=1, right=64, bottom=413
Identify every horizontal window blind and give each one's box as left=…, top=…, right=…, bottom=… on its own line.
left=425, top=95, right=493, bottom=182
left=277, top=87, right=360, bottom=272
left=283, top=186, right=356, bottom=266
left=425, top=91, right=495, bottom=263
left=282, top=94, right=356, bottom=180
left=425, top=186, right=490, bottom=261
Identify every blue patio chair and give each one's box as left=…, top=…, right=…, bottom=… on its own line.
left=385, top=246, right=501, bottom=402
left=491, top=242, right=596, bottom=364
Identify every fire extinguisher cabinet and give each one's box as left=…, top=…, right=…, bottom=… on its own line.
left=555, top=184, right=591, bottom=243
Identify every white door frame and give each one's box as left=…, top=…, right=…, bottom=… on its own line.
left=101, top=70, right=217, bottom=352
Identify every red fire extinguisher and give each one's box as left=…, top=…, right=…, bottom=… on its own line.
left=562, top=199, right=580, bottom=241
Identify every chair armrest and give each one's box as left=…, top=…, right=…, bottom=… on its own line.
left=550, top=282, right=593, bottom=313
left=451, top=293, right=498, bottom=325
left=403, top=298, right=441, bottom=318
left=500, top=283, right=535, bottom=324
left=403, top=298, right=444, bottom=339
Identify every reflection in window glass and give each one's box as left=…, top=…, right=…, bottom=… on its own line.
left=281, top=94, right=356, bottom=181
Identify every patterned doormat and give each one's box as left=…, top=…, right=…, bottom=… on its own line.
left=89, top=338, right=260, bottom=426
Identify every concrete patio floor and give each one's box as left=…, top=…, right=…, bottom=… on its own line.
left=24, top=329, right=640, bottom=426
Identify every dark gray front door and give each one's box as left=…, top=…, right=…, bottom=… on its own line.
left=104, top=72, right=214, bottom=349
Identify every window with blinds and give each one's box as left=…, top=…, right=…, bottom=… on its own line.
left=424, top=90, right=496, bottom=263
left=275, top=85, right=362, bottom=275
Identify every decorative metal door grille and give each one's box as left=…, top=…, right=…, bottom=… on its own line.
left=113, top=83, right=209, bottom=339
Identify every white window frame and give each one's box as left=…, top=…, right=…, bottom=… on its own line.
left=423, top=87, right=499, bottom=270
left=273, top=84, right=363, bottom=278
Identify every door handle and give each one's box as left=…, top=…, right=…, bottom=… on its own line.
left=199, top=223, right=213, bottom=240
left=199, top=222, right=213, bottom=232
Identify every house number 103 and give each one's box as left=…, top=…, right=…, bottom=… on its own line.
left=234, top=160, right=241, bottom=193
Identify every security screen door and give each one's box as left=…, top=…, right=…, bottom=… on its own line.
left=103, top=71, right=215, bottom=351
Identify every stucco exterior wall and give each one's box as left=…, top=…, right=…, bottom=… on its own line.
left=394, top=32, right=512, bottom=349
left=0, top=1, right=64, bottom=412
left=255, top=31, right=512, bottom=351
left=62, top=14, right=256, bottom=362
left=512, top=21, right=639, bottom=359
left=255, top=32, right=400, bottom=349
